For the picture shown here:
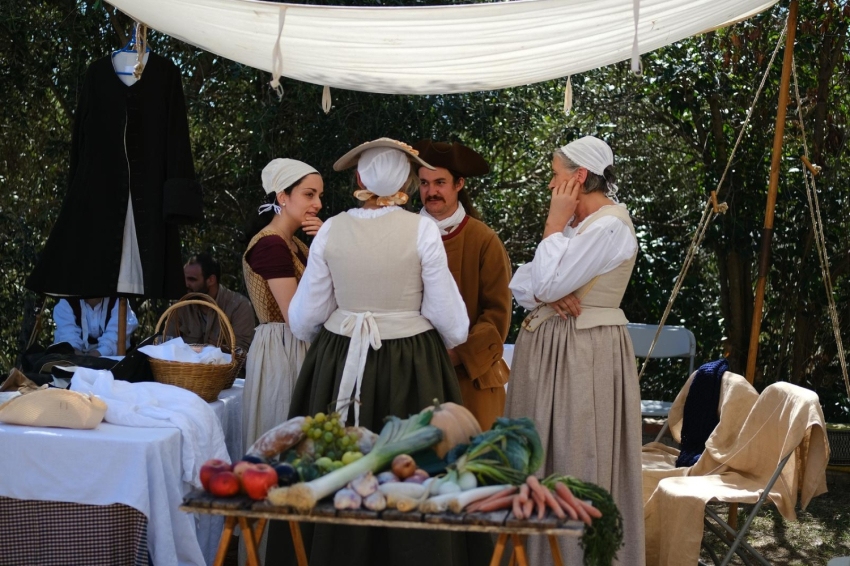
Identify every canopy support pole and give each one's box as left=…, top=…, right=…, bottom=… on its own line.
left=745, top=0, right=798, bottom=384
left=117, top=298, right=127, bottom=355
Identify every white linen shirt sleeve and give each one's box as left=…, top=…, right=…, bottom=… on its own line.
left=527, top=216, right=637, bottom=304
left=288, top=217, right=338, bottom=343
left=508, top=263, right=539, bottom=310
left=96, top=300, right=139, bottom=357
left=418, top=218, right=469, bottom=349
left=53, top=299, right=85, bottom=350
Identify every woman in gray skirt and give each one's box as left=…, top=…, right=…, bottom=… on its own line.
left=506, top=135, right=645, bottom=566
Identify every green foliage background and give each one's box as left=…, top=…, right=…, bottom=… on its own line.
left=1, top=0, right=848, bottom=420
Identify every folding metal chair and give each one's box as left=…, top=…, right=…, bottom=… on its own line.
left=627, top=323, right=697, bottom=420
left=697, top=383, right=829, bottom=566
left=700, top=451, right=793, bottom=566
left=643, top=382, right=829, bottom=566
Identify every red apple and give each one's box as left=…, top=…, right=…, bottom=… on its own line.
left=241, top=464, right=279, bottom=501
left=199, top=459, right=232, bottom=492
left=232, top=460, right=254, bottom=478
left=208, top=471, right=241, bottom=498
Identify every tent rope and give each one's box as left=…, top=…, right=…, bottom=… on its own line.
left=791, top=55, right=850, bottom=400
left=637, top=19, right=788, bottom=380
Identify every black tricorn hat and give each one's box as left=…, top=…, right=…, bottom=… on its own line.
left=411, top=140, right=490, bottom=178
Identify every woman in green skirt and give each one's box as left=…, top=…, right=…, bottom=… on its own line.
left=276, top=138, right=490, bottom=566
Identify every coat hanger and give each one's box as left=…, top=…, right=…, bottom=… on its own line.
left=112, top=22, right=151, bottom=76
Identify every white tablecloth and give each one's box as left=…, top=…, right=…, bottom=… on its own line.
left=210, top=379, right=244, bottom=463
left=198, top=380, right=245, bottom=565
left=0, top=422, right=203, bottom=566
left=0, top=380, right=245, bottom=566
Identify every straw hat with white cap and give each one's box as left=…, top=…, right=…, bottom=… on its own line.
left=334, top=138, right=435, bottom=207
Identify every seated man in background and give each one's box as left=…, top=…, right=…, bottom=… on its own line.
left=53, top=297, right=138, bottom=357
left=178, top=253, right=255, bottom=352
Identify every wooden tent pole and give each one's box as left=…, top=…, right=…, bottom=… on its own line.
left=745, top=0, right=799, bottom=384
left=117, top=298, right=127, bottom=355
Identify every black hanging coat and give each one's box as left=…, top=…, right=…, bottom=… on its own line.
left=26, top=52, right=202, bottom=300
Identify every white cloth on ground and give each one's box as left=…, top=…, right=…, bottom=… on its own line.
left=288, top=205, right=468, bottom=348
left=70, top=368, right=230, bottom=486
left=510, top=206, right=637, bottom=309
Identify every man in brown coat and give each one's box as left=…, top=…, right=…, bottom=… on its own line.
left=178, top=253, right=256, bottom=352
left=413, top=140, right=513, bottom=430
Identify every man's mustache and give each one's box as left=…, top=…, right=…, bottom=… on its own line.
left=426, top=197, right=445, bottom=202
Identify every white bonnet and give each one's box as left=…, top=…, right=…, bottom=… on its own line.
left=560, top=136, right=614, bottom=176
left=357, top=147, right=412, bottom=197
left=261, top=158, right=319, bottom=195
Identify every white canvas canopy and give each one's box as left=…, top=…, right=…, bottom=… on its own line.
left=107, top=0, right=778, bottom=95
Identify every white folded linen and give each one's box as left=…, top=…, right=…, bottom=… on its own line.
left=70, top=368, right=230, bottom=486
left=140, top=336, right=231, bottom=365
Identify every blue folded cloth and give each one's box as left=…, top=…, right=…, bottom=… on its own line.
left=676, top=358, right=729, bottom=468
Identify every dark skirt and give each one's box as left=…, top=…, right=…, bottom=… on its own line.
left=267, top=327, right=492, bottom=566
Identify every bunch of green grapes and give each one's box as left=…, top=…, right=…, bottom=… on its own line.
left=298, top=412, right=363, bottom=476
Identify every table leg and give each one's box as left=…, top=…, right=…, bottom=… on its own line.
left=490, top=533, right=509, bottom=566
left=511, top=534, right=529, bottom=566
left=212, top=516, right=237, bottom=566
left=238, top=517, right=261, bottom=566
left=253, top=518, right=267, bottom=546
left=288, top=521, right=309, bottom=566
left=547, top=535, right=564, bottom=566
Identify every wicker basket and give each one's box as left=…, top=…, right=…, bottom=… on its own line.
left=164, top=292, right=248, bottom=389
left=149, top=298, right=245, bottom=402
left=827, top=424, right=850, bottom=467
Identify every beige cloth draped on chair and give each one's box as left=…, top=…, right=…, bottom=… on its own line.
left=642, top=380, right=829, bottom=566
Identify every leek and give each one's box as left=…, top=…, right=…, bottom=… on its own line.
left=268, top=409, right=442, bottom=510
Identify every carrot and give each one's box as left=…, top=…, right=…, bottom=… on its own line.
left=555, top=482, right=592, bottom=526
left=530, top=488, right=546, bottom=519
left=525, top=476, right=550, bottom=519
left=512, top=494, right=524, bottom=519
left=522, top=496, right=534, bottom=519
left=553, top=493, right=579, bottom=521
left=476, top=494, right=516, bottom=512
left=466, top=486, right=517, bottom=513
left=579, top=500, right=603, bottom=520
left=517, top=484, right=529, bottom=504
left=542, top=488, right=566, bottom=520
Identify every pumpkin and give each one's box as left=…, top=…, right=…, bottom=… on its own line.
left=426, top=400, right=482, bottom=458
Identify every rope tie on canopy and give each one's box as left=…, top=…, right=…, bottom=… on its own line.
left=631, top=0, right=642, bottom=74
left=563, top=76, right=573, bottom=115
left=637, top=18, right=788, bottom=380
left=791, top=55, right=850, bottom=400
left=270, top=7, right=289, bottom=99
left=322, top=85, right=332, bottom=114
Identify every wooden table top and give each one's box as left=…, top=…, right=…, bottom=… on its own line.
left=181, top=490, right=585, bottom=537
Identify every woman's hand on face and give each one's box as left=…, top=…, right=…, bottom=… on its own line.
left=543, top=177, right=581, bottom=238
left=301, top=216, right=323, bottom=237
left=549, top=292, right=581, bottom=320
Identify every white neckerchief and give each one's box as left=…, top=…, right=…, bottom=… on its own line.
left=419, top=202, right=466, bottom=236
left=80, top=299, right=106, bottom=349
